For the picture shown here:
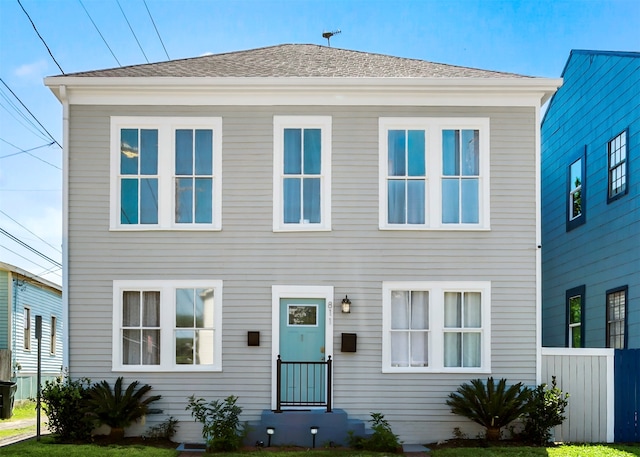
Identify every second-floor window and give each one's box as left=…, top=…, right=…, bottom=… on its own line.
left=273, top=116, right=332, bottom=231
left=379, top=118, right=490, bottom=230
left=566, top=151, right=586, bottom=231
left=23, top=306, right=31, bottom=350
left=111, top=117, right=222, bottom=230
left=608, top=130, right=628, bottom=202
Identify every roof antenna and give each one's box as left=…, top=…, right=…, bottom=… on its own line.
left=322, top=29, right=341, bottom=47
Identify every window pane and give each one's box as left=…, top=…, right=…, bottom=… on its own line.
left=461, top=178, right=479, bottom=223
left=407, top=130, right=425, bottom=176
left=407, top=180, right=425, bottom=224
left=176, top=288, right=195, bottom=328
left=388, top=130, right=406, bottom=176
left=569, top=296, right=581, bottom=324
left=303, top=178, right=321, bottom=223
left=410, top=291, right=428, bottom=330
left=199, top=288, right=215, bottom=327
left=175, top=129, right=193, bottom=175
left=195, top=178, right=213, bottom=223
left=442, top=179, right=459, bottom=223
left=195, top=330, right=215, bottom=365
left=140, top=178, right=158, bottom=224
left=444, top=292, right=462, bottom=327
left=121, top=178, right=139, bottom=224
left=142, top=291, right=160, bottom=327
left=391, top=332, right=409, bottom=367
left=303, top=129, right=321, bottom=174
left=175, top=329, right=194, bottom=364
left=570, top=159, right=582, bottom=191
left=123, top=329, right=141, bottom=364
left=176, top=177, right=193, bottom=223
left=194, top=289, right=206, bottom=328
left=283, top=178, right=301, bottom=223
left=461, top=130, right=479, bottom=176
left=195, top=129, right=213, bottom=175
left=571, top=326, right=581, bottom=348
left=388, top=180, right=406, bottom=224
left=464, top=292, right=482, bottom=327
left=120, top=129, right=138, bottom=174
left=140, top=129, right=158, bottom=175
left=463, top=332, right=481, bottom=367
left=444, top=333, right=461, bottom=367
left=123, top=291, right=140, bottom=326
left=410, top=332, right=428, bottom=366
left=284, top=129, right=302, bottom=174
left=442, top=130, right=460, bottom=176
left=391, top=291, right=409, bottom=329
left=142, top=329, right=160, bottom=365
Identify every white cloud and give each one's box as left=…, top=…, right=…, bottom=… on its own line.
left=14, top=60, right=48, bottom=80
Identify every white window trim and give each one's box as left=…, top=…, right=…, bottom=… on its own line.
left=110, top=116, right=223, bottom=231
left=382, top=281, right=491, bottom=373
left=273, top=116, right=332, bottom=232
left=112, top=279, right=223, bottom=372
left=379, top=117, right=490, bottom=230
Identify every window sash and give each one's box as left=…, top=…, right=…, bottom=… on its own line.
left=607, top=289, right=626, bottom=349
left=608, top=131, right=627, bottom=198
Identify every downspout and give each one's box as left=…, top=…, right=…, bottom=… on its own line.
left=535, top=102, right=542, bottom=385
left=59, top=85, right=70, bottom=373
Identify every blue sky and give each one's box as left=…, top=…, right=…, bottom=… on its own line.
left=1, top=0, right=639, bottom=285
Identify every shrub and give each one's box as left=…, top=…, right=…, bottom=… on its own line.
left=446, top=377, right=531, bottom=441
left=348, top=412, right=401, bottom=452
left=85, top=377, right=161, bottom=438
left=41, top=374, right=93, bottom=442
left=186, top=394, right=245, bottom=452
left=522, top=376, right=569, bottom=445
left=144, top=416, right=179, bottom=440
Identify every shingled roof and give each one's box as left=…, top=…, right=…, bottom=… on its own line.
left=64, top=44, right=530, bottom=79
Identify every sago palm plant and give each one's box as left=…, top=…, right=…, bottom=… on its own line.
left=85, top=377, right=161, bottom=439
left=446, top=377, right=531, bottom=441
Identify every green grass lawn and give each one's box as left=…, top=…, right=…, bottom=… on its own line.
left=4, top=400, right=38, bottom=421
left=431, top=444, right=640, bottom=456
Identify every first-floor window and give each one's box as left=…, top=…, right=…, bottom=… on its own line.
left=113, top=280, right=223, bottom=371
left=50, top=316, right=57, bottom=355
left=383, top=281, right=490, bottom=372
left=23, top=307, right=31, bottom=350
left=607, top=286, right=627, bottom=349
left=566, top=286, right=585, bottom=348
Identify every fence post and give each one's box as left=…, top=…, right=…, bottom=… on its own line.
left=275, top=355, right=282, bottom=413
left=326, top=356, right=332, bottom=413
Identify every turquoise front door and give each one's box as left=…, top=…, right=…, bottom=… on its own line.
left=279, top=298, right=326, bottom=405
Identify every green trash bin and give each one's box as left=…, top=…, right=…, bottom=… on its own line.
left=0, top=381, right=17, bottom=419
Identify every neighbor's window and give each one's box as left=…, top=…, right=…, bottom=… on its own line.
left=566, top=286, right=585, bottom=348
left=273, top=116, right=332, bottom=231
left=113, top=280, right=222, bottom=371
left=606, top=286, right=627, bottom=349
left=608, top=130, right=628, bottom=202
left=383, top=281, right=491, bottom=373
left=23, top=307, right=31, bottom=350
left=566, top=152, right=586, bottom=231
left=111, top=117, right=222, bottom=230
left=379, top=118, right=490, bottom=230
left=50, top=316, right=57, bottom=355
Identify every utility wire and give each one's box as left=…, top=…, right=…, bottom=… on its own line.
left=116, top=0, right=149, bottom=63
left=0, top=89, right=53, bottom=143
left=0, top=244, right=62, bottom=280
left=0, top=78, right=62, bottom=148
left=143, top=0, right=170, bottom=60
left=0, top=140, right=61, bottom=170
left=78, top=0, right=122, bottom=66
left=0, top=210, right=62, bottom=254
left=0, top=227, right=62, bottom=268
left=16, top=0, right=65, bottom=74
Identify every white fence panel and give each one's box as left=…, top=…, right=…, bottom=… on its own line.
left=541, top=348, right=614, bottom=443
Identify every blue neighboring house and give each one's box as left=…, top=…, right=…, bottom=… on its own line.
left=0, top=262, right=63, bottom=400
left=541, top=50, right=640, bottom=349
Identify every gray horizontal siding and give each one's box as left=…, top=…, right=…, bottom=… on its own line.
left=67, top=104, right=537, bottom=443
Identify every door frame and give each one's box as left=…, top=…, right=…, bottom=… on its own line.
left=271, top=285, right=334, bottom=410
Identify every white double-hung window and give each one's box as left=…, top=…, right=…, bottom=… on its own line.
left=113, top=280, right=223, bottom=372
left=382, top=281, right=491, bottom=373
left=111, top=117, right=222, bottom=230
left=273, top=116, right=332, bottom=231
left=379, top=118, right=490, bottom=230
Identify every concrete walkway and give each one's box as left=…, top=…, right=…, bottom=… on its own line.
left=0, top=416, right=50, bottom=447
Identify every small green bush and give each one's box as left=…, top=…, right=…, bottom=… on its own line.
left=41, top=374, right=93, bottom=442
left=143, top=415, right=178, bottom=440
left=522, top=376, right=569, bottom=445
left=186, top=394, right=245, bottom=452
left=348, top=412, right=401, bottom=452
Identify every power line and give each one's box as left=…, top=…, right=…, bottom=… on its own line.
left=16, top=0, right=65, bottom=74
left=0, top=227, right=62, bottom=268
left=78, top=0, right=122, bottom=66
left=0, top=209, right=62, bottom=254
left=0, top=244, right=62, bottom=280
left=0, top=78, right=62, bottom=148
left=0, top=90, right=53, bottom=143
left=143, top=0, right=170, bottom=60
left=0, top=140, right=61, bottom=169
left=116, top=0, right=149, bottom=63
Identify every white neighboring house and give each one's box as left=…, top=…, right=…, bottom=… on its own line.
left=45, top=44, right=560, bottom=445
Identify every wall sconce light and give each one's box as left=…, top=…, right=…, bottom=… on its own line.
left=341, top=295, right=351, bottom=313
left=310, top=426, right=319, bottom=448
left=266, top=426, right=275, bottom=447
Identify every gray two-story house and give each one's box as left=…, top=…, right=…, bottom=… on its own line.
left=45, top=44, right=559, bottom=445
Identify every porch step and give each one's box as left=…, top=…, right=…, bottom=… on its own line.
left=245, top=408, right=366, bottom=447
